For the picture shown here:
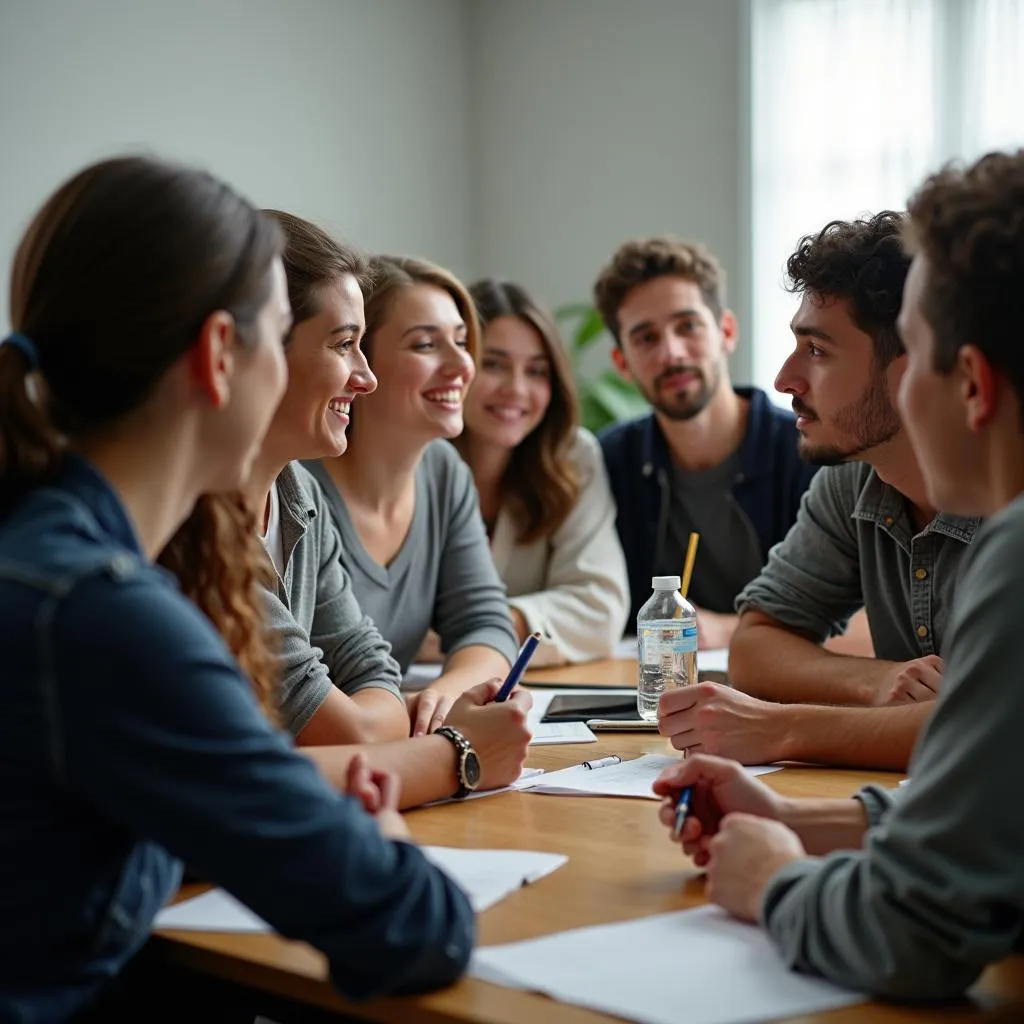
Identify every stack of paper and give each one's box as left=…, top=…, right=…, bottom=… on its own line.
left=516, top=753, right=781, bottom=800
left=154, top=845, right=568, bottom=933
left=471, top=904, right=865, bottom=1024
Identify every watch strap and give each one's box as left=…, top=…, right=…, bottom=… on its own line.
left=435, top=725, right=474, bottom=798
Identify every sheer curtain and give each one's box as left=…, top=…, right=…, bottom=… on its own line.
left=750, top=0, right=1024, bottom=397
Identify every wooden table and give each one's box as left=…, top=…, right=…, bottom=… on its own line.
left=152, top=660, right=1024, bottom=1022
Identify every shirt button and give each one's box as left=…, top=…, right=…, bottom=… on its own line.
left=884, top=516, right=895, bottom=526
left=917, top=625, right=929, bottom=638
left=915, top=568, right=928, bottom=580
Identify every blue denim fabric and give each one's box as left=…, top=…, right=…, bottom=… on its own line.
left=0, top=456, right=473, bottom=1022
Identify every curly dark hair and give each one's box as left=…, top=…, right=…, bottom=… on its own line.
left=785, top=211, right=909, bottom=366
left=905, top=150, right=1024, bottom=415
left=158, top=493, right=280, bottom=722
left=593, top=237, right=725, bottom=345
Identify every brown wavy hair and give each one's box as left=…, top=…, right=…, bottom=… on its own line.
left=905, top=150, right=1024, bottom=417
left=1, top=155, right=283, bottom=718
left=158, top=494, right=280, bottom=720
left=458, top=279, right=580, bottom=543
left=785, top=211, right=909, bottom=367
left=593, top=237, right=726, bottom=346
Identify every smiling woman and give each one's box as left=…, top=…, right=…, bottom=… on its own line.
left=304, top=255, right=520, bottom=737
left=454, top=279, right=629, bottom=666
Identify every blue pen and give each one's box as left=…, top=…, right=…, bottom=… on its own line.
left=671, top=785, right=693, bottom=840
left=494, top=631, right=543, bottom=702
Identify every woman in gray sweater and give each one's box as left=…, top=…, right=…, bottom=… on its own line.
left=243, top=211, right=531, bottom=806
left=305, top=256, right=520, bottom=736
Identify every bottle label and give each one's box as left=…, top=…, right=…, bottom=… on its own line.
left=639, top=619, right=698, bottom=667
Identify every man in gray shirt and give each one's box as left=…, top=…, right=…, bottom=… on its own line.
left=658, top=212, right=976, bottom=771
left=655, top=147, right=1024, bottom=1002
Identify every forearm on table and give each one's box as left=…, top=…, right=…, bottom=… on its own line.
left=296, top=687, right=409, bottom=746
left=778, top=795, right=869, bottom=855
left=432, top=645, right=511, bottom=698
left=349, top=688, right=412, bottom=741
left=776, top=701, right=929, bottom=771
left=304, top=736, right=459, bottom=809
left=730, top=615, right=894, bottom=705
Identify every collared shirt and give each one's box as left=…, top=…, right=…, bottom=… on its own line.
left=0, top=455, right=473, bottom=1021
left=264, top=463, right=403, bottom=735
left=762, top=492, right=1024, bottom=1000
left=737, top=461, right=979, bottom=659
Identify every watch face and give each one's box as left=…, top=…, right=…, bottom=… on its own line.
left=463, top=751, right=482, bottom=790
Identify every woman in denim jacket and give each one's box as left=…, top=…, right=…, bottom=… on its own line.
left=0, top=156, right=473, bottom=1021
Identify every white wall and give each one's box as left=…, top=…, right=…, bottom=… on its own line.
left=0, top=0, right=752, bottom=380
left=0, top=0, right=473, bottom=328
left=467, top=0, right=751, bottom=379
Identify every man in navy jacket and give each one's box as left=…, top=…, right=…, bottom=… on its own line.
left=595, top=237, right=815, bottom=647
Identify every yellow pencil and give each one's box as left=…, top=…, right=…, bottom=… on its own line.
left=681, top=532, right=700, bottom=601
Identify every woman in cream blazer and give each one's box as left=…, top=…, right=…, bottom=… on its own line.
left=456, top=279, right=629, bottom=666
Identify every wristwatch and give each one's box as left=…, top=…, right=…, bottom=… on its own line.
left=435, top=726, right=482, bottom=798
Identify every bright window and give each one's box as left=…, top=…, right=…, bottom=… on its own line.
left=750, top=0, right=1024, bottom=398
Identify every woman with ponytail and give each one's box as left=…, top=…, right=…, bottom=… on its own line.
left=0, top=157, right=473, bottom=1021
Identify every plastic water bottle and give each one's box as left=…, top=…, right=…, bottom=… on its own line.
left=636, top=575, right=698, bottom=721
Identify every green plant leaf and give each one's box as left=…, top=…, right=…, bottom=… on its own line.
left=579, top=371, right=648, bottom=433
left=555, top=303, right=608, bottom=354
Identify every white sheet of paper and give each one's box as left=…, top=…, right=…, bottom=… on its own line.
left=516, top=753, right=781, bottom=800
left=614, top=636, right=638, bottom=658
left=531, top=721, right=597, bottom=745
left=423, top=846, right=567, bottom=912
left=470, top=904, right=864, bottom=1024
left=154, top=888, right=269, bottom=932
left=420, top=767, right=544, bottom=807
left=613, top=638, right=730, bottom=676
left=698, top=647, right=730, bottom=673
left=154, top=844, right=566, bottom=933
left=402, top=662, right=444, bottom=688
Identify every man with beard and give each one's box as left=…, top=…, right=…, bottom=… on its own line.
left=658, top=212, right=979, bottom=771
left=596, top=238, right=817, bottom=649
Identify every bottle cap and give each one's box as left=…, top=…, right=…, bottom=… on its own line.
left=651, top=575, right=681, bottom=590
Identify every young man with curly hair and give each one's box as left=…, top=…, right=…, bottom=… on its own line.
left=594, top=238, right=817, bottom=649
left=658, top=212, right=979, bottom=771
left=655, top=147, right=1024, bottom=1003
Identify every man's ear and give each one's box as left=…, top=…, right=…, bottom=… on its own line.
left=959, top=344, right=997, bottom=432
left=719, top=309, right=739, bottom=356
left=611, top=343, right=632, bottom=382
left=190, top=311, right=237, bottom=410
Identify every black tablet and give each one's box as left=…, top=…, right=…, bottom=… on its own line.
left=541, top=693, right=639, bottom=723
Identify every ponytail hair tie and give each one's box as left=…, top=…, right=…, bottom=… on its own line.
left=2, top=332, right=41, bottom=371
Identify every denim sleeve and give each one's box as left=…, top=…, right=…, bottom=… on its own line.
left=432, top=447, right=519, bottom=665
left=735, top=465, right=865, bottom=641
left=760, top=514, right=1024, bottom=1000
left=54, top=573, right=474, bottom=999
